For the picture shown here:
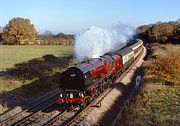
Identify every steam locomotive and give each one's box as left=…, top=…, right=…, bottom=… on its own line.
left=58, top=39, right=143, bottom=109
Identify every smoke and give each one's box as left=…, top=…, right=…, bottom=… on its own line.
left=74, top=23, right=136, bottom=61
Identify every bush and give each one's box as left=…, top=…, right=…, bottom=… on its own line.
left=149, top=51, right=180, bottom=85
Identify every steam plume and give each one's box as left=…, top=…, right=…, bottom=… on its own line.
left=74, top=23, right=136, bottom=61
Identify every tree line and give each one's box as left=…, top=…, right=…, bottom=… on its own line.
left=137, top=20, right=180, bottom=44
left=1, top=17, right=179, bottom=45
left=0, top=17, right=74, bottom=45
left=37, top=31, right=74, bottom=45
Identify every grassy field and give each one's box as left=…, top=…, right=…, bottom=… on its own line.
left=120, top=44, right=180, bottom=126
left=0, top=45, right=73, bottom=114
left=0, top=45, right=73, bottom=91
left=0, top=45, right=73, bottom=70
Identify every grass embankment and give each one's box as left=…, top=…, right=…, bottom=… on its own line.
left=120, top=44, right=180, bottom=126
left=0, top=45, right=73, bottom=114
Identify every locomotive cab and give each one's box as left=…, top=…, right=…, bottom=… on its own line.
left=58, top=67, right=93, bottom=109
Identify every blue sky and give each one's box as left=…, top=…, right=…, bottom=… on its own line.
left=0, top=0, right=179, bottom=34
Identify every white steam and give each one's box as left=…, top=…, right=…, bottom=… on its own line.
left=74, top=23, right=136, bottom=61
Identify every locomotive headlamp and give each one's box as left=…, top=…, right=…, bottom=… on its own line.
left=70, top=93, right=73, bottom=98
left=60, top=94, right=63, bottom=98
left=79, top=93, right=84, bottom=98
left=70, top=74, right=76, bottom=77
left=81, top=93, right=84, bottom=98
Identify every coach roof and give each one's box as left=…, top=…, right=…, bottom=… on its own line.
left=115, top=47, right=133, bottom=57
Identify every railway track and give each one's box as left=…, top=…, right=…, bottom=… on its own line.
left=66, top=87, right=113, bottom=126
left=66, top=47, right=146, bottom=126
left=0, top=91, right=59, bottom=126
left=44, top=110, right=76, bottom=126
left=14, top=101, right=62, bottom=126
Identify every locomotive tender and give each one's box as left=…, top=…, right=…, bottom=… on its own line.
left=58, top=39, right=143, bottom=109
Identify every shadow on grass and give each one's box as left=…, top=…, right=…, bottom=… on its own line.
left=0, top=55, right=72, bottom=114
left=7, top=54, right=72, bottom=80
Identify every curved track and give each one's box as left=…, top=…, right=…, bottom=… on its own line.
left=66, top=47, right=145, bottom=126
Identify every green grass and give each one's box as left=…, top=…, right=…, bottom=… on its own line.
left=0, top=45, right=73, bottom=70
left=0, top=45, right=73, bottom=91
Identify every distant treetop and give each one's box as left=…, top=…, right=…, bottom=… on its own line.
left=2, top=17, right=37, bottom=45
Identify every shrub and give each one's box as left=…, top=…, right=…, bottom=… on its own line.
left=149, top=51, right=180, bottom=85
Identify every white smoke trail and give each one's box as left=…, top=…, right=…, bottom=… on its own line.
left=74, top=23, right=136, bottom=61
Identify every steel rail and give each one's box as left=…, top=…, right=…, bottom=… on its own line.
left=0, top=90, right=59, bottom=126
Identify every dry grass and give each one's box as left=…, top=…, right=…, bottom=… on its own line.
left=0, top=76, right=22, bottom=92
left=149, top=51, right=180, bottom=85
left=120, top=44, right=180, bottom=126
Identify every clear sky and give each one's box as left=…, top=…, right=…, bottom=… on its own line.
left=0, top=0, right=179, bottom=34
